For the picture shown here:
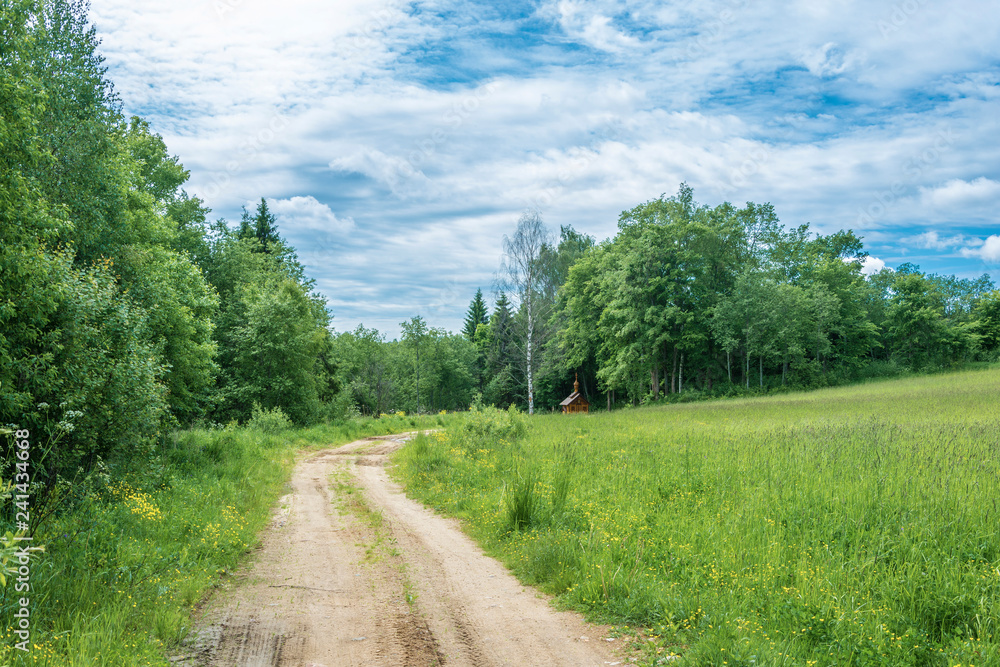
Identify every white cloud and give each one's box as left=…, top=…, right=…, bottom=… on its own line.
left=90, top=0, right=415, bottom=119
left=920, top=178, right=1000, bottom=208
left=961, top=235, right=1000, bottom=262
left=911, top=230, right=970, bottom=250
left=800, top=42, right=863, bottom=77
left=554, top=1, right=639, bottom=53
left=329, top=147, right=431, bottom=196
left=860, top=256, right=886, bottom=275
left=268, top=196, right=354, bottom=233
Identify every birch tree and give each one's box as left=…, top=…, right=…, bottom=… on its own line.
left=499, top=211, right=553, bottom=414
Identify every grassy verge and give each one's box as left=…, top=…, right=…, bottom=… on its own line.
left=0, top=411, right=455, bottom=666
left=394, top=369, right=1000, bottom=666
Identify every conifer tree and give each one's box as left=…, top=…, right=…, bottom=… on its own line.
left=238, top=207, right=255, bottom=240
left=462, top=288, right=490, bottom=339
left=253, top=198, right=281, bottom=250
left=238, top=198, right=281, bottom=252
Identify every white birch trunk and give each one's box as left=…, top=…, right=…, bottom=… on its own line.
left=679, top=353, right=684, bottom=393
left=745, top=339, right=750, bottom=389
left=526, top=292, right=534, bottom=415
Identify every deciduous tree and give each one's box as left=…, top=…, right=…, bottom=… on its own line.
left=498, top=212, right=553, bottom=414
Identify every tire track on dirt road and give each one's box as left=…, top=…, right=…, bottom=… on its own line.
left=181, top=434, right=623, bottom=667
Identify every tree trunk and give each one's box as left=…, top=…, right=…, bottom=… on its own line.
left=782, top=344, right=788, bottom=386
left=816, top=324, right=822, bottom=374
left=759, top=355, right=763, bottom=388
left=526, top=295, right=534, bottom=414
left=679, top=353, right=684, bottom=393
left=727, top=350, right=732, bottom=383
left=651, top=366, right=659, bottom=398
left=745, top=345, right=750, bottom=389
left=670, top=346, right=678, bottom=394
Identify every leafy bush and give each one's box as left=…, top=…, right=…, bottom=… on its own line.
left=455, top=404, right=528, bottom=453
left=246, top=403, right=293, bottom=434
left=2, top=254, right=168, bottom=488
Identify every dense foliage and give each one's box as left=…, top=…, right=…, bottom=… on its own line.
left=0, top=1, right=342, bottom=498
left=463, top=185, right=998, bottom=411
left=333, top=320, right=477, bottom=416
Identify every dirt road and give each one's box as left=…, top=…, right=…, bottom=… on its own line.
left=183, top=434, right=624, bottom=667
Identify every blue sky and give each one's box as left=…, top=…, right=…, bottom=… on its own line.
left=90, top=0, right=1000, bottom=337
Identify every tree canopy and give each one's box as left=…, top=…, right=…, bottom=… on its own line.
left=470, top=185, right=994, bottom=410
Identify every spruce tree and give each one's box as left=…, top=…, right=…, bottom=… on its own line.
left=238, top=198, right=281, bottom=252
left=462, top=288, right=490, bottom=339
left=482, top=292, right=519, bottom=407
left=253, top=198, right=281, bottom=250
left=237, top=206, right=255, bottom=240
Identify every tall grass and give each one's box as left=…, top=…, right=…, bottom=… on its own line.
left=0, top=411, right=456, bottom=666
left=394, top=368, right=1000, bottom=666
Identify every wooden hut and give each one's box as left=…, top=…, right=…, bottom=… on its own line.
left=560, top=374, right=590, bottom=414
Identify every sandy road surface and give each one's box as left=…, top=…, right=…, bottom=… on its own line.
left=181, top=434, right=624, bottom=667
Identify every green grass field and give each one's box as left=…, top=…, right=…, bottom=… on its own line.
left=394, top=369, right=1000, bottom=666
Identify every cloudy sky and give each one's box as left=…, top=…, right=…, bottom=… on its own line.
left=90, top=0, right=1000, bottom=337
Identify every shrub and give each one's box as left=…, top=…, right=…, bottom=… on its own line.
left=455, top=404, right=528, bottom=453
left=246, top=403, right=293, bottom=434
left=2, top=255, right=168, bottom=489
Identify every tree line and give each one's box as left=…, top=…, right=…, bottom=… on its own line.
left=456, top=186, right=1000, bottom=412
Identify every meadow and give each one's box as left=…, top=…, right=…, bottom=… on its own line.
left=0, top=410, right=453, bottom=666
left=394, top=369, right=1000, bottom=666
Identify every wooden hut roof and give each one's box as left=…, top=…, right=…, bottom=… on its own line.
left=560, top=374, right=589, bottom=407
left=560, top=392, right=583, bottom=406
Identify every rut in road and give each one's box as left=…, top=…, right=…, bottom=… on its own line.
left=181, top=434, right=623, bottom=667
